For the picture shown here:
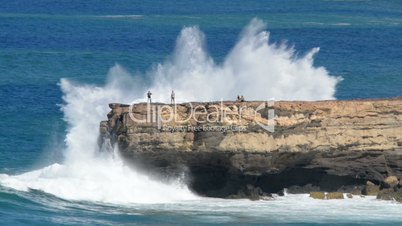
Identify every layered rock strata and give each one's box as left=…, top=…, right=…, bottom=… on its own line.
left=99, top=98, right=402, bottom=200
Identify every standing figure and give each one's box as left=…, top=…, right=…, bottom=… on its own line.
left=147, top=90, right=152, bottom=103
left=171, top=90, right=175, bottom=105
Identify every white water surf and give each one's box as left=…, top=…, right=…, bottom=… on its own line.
left=0, top=19, right=342, bottom=204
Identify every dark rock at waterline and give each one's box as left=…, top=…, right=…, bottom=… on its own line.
left=376, top=176, right=402, bottom=202
left=100, top=99, right=402, bottom=200
left=349, top=186, right=364, bottom=196
left=277, top=189, right=286, bottom=196
left=227, top=184, right=272, bottom=200
left=381, top=176, right=399, bottom=189
left=287, top=184, right=321, bottom=194
left=377, top=188, right=399, bottom=201
left=362, top=181, right=380, bottom=196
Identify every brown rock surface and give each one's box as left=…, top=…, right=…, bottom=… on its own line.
left=362, top=181, right=380, bottom=196
left=327, top=192, right=344, bottom=199
left=310, top=192, right=326, bottom=199
left=382, top=176, right=399, bottom=188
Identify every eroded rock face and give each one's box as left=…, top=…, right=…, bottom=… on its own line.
left=99, top=99, right=402, bottom=199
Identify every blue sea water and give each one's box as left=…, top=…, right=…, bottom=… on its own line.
left=0, top=0, right=402, bottom=225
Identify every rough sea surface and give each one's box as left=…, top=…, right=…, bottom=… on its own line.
left=0, top=0, right=402, bottom=225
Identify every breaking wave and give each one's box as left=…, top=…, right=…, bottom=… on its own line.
left=149, top=18, right=341, bottom=102
left=0, top=18, right=340, bottom=204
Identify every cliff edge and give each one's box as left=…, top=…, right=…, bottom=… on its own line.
left=99, top=98, right=402, bottom=199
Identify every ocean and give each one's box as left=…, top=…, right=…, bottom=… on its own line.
left=0, top=0, right=402, bottom=225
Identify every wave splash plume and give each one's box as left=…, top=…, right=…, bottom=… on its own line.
left=0, top=76, right=197, bottom=204
left=150, top=18, right=341, bottom=102
left=0, top=19, right=340, bottom=204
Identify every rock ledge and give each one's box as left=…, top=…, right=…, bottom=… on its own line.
left=99, top=99, right=402, bottom=200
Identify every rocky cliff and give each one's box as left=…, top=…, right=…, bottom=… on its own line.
left=99, top=98, right=402, bottom=199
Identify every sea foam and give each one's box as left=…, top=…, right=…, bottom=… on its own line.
left=0, top=19, right=341, bottom=204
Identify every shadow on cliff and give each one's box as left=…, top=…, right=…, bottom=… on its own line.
left=118, top=150, right=386, bottom=199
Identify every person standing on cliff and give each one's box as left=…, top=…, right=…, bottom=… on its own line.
left=147, top=90, right=152, bottom=103
left=171, top=90, right=175, bottom=105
